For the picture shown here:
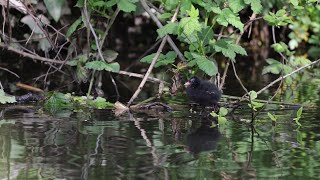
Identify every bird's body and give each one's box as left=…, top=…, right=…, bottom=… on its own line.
left=185, top=76, right=221, bottom=108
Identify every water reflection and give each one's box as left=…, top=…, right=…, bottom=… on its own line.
left=186, top=117, right=220, bottom=154
left=0, top=105, right=319, bottom=179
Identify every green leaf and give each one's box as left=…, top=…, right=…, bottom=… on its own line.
left=187, top=5, right=199, bottom=18
left=157, top=22, right=178, bottom=38
left=218, top=116, right=227, bottom=124
left=191, top=53, right=218, bottom=76
left=267, top=112, right=277, bottom=121
left=44, top=0, right=64, bottom=22
left=103, top=49, right=119, bottom=63
left=296, top=107, right=303, bottom=118
left=228, top=0, right=246, bottom=13
left=66, top=17, right=82, bottom=37
left=244, top=0, right=262, bottom=13
left=276, top=9, right=286, bottom=16
left=85, top=61, right=120, bottom=72
left=140, top=51, right=176, bottom=68
left=214, top=40, right=246, bottom=60
left=262, top=58, right=282, bottom=75
left=248, top=90, right=257, bottom=100
left=271, top=43, right=286, bottom=53
left=85, top=61, right=106, bottom=71
left=159, top=13, right=172, bottom=19
left=290, top=0, right=299, bottom=6
left=0, top=90, right=16, bottom=104
left=210, top=112, right=218, bottom=117
left=217, top=8, right=244, bottom=32
left=117, top=0, right=136, bottom=12
left=219, top=107, right=228, bottom=116
left=179, top=17, right=202, bottom=36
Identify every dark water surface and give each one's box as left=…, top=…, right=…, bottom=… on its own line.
left=0, top=103, right=319, bottom=179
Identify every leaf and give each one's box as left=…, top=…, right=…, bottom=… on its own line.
left=214, top=40, right=247, bottom=60
left=296, top=106, right=303, bottom=118
left=191, top=53, right=218, bottom=76
left=217, top=8, right=244, bottom=32
left=104, top=62, right=120, bottom=72
left=267, top=112, right=277, bottom=121
left=248, top=90, right=257, bottom=100
left=103, top=49, right=119, bottom=63
left=0, top=90, right=16, bottom=104
left=38, top=39, right=52, bottom=52
left=85, top=61, right=120, bottom=72
left=85, top=61, right=105, bottom=71
left=271, top=43, right=286, bottom=53
left=290, top=0, right=299, bottom=6
left=187, top=5, right=199, bottom=18
left=244, top=0, right=262, bottom=13
left=219, top=107, right=228, bottom=116
left=179, top=17, right=202, bottom=36
left=157, top=22, right=178, bottom=38
left=210, top=112, right=219, bottom=117
left=218, top=116, right=227, bottom=124
left=66, top=17, right=82, bottom=37
left=44, top=0, right=65, bottom=22
left=159, top=13, right=172, bottom=19
left=228, top=0, right=246, bottom=13
left=21, top=15, right=50, bottom=34
left=117, top=0, right=136, bottom=12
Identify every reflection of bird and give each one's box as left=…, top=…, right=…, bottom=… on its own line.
left=186, top=118, right=220, bottom=154
left=184, top=76, right=221, bottom=110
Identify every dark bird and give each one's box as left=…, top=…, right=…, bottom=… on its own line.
left=184, top=76, right=221, bottom=110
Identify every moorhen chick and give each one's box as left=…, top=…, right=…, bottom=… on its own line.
left=184, top=76, right=221, bottom=110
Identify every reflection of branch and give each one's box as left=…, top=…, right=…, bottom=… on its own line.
left=130, top=113, right=160, bottom=165
left=127, top=4, right=180, bottom=106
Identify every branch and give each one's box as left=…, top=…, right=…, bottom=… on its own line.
left=219, top=13, right=257, bottom=91
left=140, top=0, right=186, bottom=62
left=127, top=4, right=180, bottom=106
left=257, top=58, right=320, bottom=95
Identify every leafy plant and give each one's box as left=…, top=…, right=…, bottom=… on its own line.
left=247, top=91, right=264, bottom=111
left=211, top=107, right=229, bottom=126
left=293, top=106, right=303, bottom=126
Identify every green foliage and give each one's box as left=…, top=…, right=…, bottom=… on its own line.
left=66, top=17, right=82, bottom=37
left=211, top=107, right=229, bottom=125
left=247, top=91, right=264, bottom=111
left=0, top=90, right=16, bottom=104
left=85, top=61, right=120, bottom=72
left=264, top=9, right=293, bottom=26
left=140, top=51, right=177, bottom=68
left=214, top=39, right=247, bottom=61
left=217, top=8, right=244, bottom=32
left=267, top=112, right=277, bottom=122
left=44, top=92, right=113, bottom=113
left=293, top=107, right=303, bottom=126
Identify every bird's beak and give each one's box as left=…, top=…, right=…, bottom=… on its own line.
left=184, top=81, right=191, bottom=87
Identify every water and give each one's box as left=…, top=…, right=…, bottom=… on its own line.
left=0, top=103, right=319, bottom=179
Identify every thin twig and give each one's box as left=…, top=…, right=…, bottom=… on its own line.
left=127, top=4, right=180, bottom=106
left=219, top=13, right=257, bottom=91
left=118, top=70, right=168, bottom=84
left=257, top=60, right=320, bottom=95
left=83, top=0, right=105, bottom=62
left=0, top=67, right=20, bottom=78
left=140, top=0, right=186, bottom=62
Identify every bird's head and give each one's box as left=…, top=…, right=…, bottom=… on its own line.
left=184, top=76, right=200, bottom=88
